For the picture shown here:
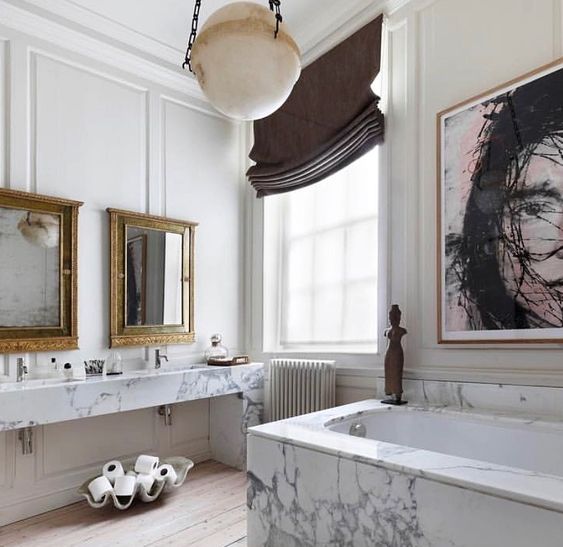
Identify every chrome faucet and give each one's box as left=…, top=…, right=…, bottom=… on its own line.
left=16, top=358, right=28, bottom=382
left=154, top=349, right=168, bottom=369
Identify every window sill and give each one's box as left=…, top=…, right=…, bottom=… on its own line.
left=267, top=346, right=379, bottom=355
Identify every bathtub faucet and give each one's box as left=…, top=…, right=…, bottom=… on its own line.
left=381, top=305, right=408, bottom=406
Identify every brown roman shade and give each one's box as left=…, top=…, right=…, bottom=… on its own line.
left=247, top=15, right=384, bottom=198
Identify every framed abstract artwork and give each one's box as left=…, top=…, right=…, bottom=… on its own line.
left=437, top=58, right=563, bottom=343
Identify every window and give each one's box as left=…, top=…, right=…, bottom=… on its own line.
left=263, top=149, right=380, bottom=353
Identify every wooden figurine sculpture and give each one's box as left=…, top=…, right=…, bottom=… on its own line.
left=382, top=304, right=407, bottom=405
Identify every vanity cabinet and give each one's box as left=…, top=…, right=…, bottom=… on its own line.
left=0, top=363, right=264, bottom=525
left=0, top=400, right=210, bottom=526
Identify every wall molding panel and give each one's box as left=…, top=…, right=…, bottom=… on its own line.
left=388, top=0, right=563, bottom=386
left=0, top=1, right=242, bottom=524
left=0, top=39, right=8, bottom=380
left=0, top=0, right=211, bottom=111
left=0, top=38, right=7, bottom=186
left=13, top=0, right=184, bottom=67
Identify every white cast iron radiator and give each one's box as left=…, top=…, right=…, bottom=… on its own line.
left=269, top=359, right=336, bottom=421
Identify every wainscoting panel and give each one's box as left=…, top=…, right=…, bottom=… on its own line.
left=0, top=38, right=6, bottom=186
left=0, top=8, right=241, bottom=524
left=0, top=431, right=15, bottom=489
left=30, top=51, right=149, bottom=361
left=167, top=399, right=210, bottom=461
left=37, top=409, right=157, bottom=480
left=162, top=97, right=243, bottom=359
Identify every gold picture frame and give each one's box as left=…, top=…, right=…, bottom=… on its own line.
left=107, top=208, right=197, bottom=348
left=0, top=188, right=82, bottom=353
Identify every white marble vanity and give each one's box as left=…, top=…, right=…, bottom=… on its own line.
left=0, top=363, right=263, bottom=434
left=0, top=362, right=263, bottom=525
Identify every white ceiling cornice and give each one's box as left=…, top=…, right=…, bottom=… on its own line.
left=0, top=0, right=218, bottom=112
left=6, top=0, right=184, bottom=66
left=7, top=0, right=413, bottom=69
left=0, top=0, right=414, bottom=115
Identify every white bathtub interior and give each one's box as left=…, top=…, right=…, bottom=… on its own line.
left=328, top=407, right=563, bottom=478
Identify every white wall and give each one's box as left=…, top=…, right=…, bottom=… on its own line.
left=0, top=24, right=242, bottom=378
left=387, top=0, right=563, bottom=387
left=0, top=5, right=243, bottom=523
left=247, top=0, right=563, bottom=402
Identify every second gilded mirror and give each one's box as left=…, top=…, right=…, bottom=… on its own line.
left=107, top=209, right=196, bottom=347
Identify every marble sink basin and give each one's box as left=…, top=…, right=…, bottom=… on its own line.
left=128, top=364, right=208, bottom=376
left=0, top=377, right=73, bottom=391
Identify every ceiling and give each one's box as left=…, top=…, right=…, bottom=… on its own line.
left=15, top=0, right=376, bottom=62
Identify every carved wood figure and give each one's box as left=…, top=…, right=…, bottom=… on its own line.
left=382, top=304, right=408, bottom=405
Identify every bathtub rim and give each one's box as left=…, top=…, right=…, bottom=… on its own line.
left=248, top=399, right=563, bottom=515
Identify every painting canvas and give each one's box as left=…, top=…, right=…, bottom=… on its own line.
left=438, top=59, right=563, bottom=343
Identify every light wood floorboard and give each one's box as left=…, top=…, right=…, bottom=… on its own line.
left=0, top=461, right=248, bottom=547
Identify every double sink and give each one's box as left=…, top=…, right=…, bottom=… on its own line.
left=0, top=363, right=209, bottom=391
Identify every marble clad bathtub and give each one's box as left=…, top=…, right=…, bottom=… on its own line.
left=247, top=399, right=563, bottom=547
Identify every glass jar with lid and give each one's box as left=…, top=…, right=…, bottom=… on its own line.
left=204, top=333, right=229, bottom=362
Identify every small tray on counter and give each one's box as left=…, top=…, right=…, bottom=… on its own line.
left=207, top=355, right=250, bottom=366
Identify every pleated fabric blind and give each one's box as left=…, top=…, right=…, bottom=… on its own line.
left=247, top=15, right=384, bottom=198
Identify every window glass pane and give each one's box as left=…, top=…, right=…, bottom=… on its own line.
left=346, top=219, right=378, bottom=281
left=315, top=230, right=344, bottom=286
left=343, top=281, right=378, bottom=342
left=287, top=185, right=315, bottom=237
left=315, top=177, right=347, bottom=229
left=313, top=285, right=343, bottom=342
left=285, top=289, right=312, bottom=343
left=347, top=152, right=379, bottom=219
left=274, top=147, right=379, bottom=350
left=287, top=238, right=313, bottom=291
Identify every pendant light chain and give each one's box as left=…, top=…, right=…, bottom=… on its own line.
left=182, top=0, right=283, bottom=72
left=268, top=0, right=282, bottom=38
left=183, top=0, right=202, bottom=72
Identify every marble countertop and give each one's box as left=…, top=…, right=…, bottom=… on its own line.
left=0, top=363, right=263, bottom=431
left=249, top=399, right=563, bottom=514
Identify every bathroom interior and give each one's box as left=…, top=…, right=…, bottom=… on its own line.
left=0, top=0, right=562, bottom=545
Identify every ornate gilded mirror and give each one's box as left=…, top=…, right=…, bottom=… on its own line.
left=107, top=209, right=196, bottom=348
left=0, top=188, right=82, bottom=353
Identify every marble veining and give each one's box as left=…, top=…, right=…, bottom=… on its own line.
left=250, top=400, right=563, bottom=513
left=0, top=363, right=264, bottom=432
left=381, top=377, right=563, bottom=420
left=247, top=435, right=563, bottom=547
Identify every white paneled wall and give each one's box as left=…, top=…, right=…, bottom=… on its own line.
left=330, top=0, right=563, bottom=404
left=245, top=0, right=563, bottom=406
left=390, top=0, right=563, bottom=385
left=0, top=9, right=242, bottom=523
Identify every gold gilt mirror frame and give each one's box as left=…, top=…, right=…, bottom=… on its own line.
left=107, top=208, right=197, bottom=348
left=0, top=188, right=82, bottom=353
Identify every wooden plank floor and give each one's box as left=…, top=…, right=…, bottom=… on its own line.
left=0, top=461, right=247, bottom=547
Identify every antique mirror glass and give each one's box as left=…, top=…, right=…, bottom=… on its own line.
left=0, top=188, right=82, bottom=352
left=108, top=209, right=196, bottom=347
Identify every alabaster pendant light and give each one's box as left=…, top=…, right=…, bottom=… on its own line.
left=183, top=1, right=301, bottom=121
left=17, top=212, right=59, bottom=248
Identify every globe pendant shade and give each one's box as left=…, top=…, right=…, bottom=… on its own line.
left=190, top=2, right=301, bottom=121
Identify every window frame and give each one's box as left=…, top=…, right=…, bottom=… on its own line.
left=262, top=145, right=387, bottom=356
